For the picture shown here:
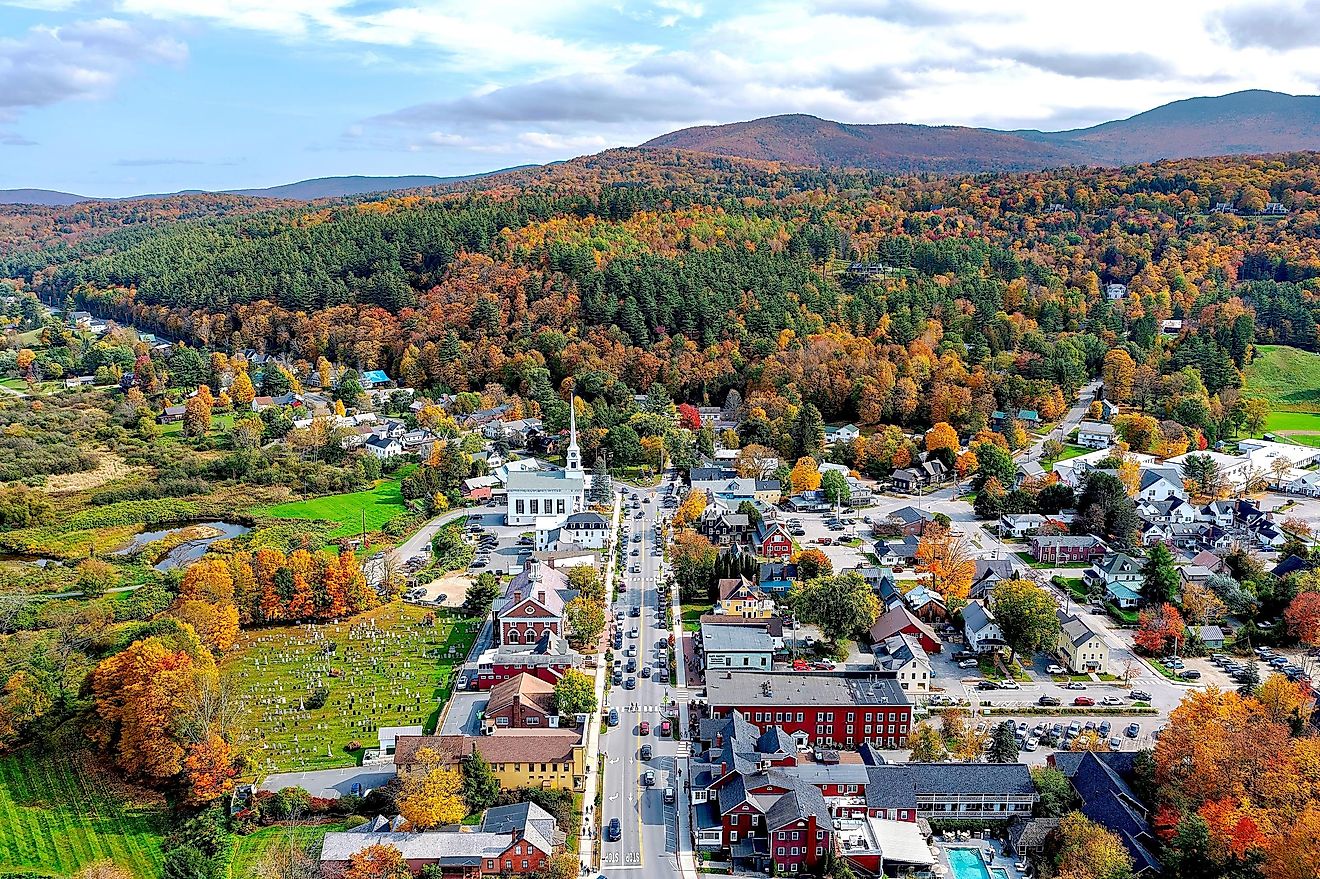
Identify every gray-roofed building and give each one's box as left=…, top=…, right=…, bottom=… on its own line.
left=962, top=601, right=1005, bottom=653
left=865, top=763, right=1037, bottom=821
left=1057, top=610, right=1109, bottom=674
left=872, top=633, right=930, bottom=692
left=701, top=623, right=774, bottom=671
left=1077, top=421, right=1116, bottom=449
left=706, top=671, right=912, bottom=748
left=1050, top=750, right=1160, bottom=874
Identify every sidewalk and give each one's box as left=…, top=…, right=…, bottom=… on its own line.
left=667, top=520, right=698, bottom=879
left=578, top=489, right=622, bottom=873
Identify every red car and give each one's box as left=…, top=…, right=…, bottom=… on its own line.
left=660, top=720, right=672, bottom=737
left=792, top=659, right=810, bottom=671
left=639, top=721, right=651, bottom=735
left=1073, top=696, right=1095, bottom=706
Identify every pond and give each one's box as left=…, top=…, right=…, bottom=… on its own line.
left=112, top=521, right=251, bottom=571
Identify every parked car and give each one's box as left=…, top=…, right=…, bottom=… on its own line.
left=977, top=680, right=999, bottom=691
left=1073, top=696, right=1096, bottom=706
left=608, top=709, right=619, bottom=726
left=1038, top=695, right=1061, bottom=706
left=664, top=787, right=676, bottom=804
left=1100, top=695, right=1124, bottom=706
left=957, top=659, right=979, bottom=669
left=1130, top=690, right=1152, bottom=702
left=1108, top=736, right=1124, bottom=750
left=1126, top=722, right=1141, bottom=738
left=1178, top=669, right=1202, bottom=680
left=998, top=680, right=1021, bottom=690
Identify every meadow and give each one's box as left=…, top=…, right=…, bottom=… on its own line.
left=0, top=748, right=166, bottom=878
left=252, top=476, right=410, bottom=539
left=224, top=602, right=479, bottom=773
left=1244, top=344, right=1320, bottom=412
left=230, top=822, right=342, bottom=879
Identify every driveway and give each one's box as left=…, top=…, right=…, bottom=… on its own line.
left=259, top=765, right=396, bottom=799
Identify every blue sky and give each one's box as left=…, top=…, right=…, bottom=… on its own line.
left=2, top=0, right=1319, bottom=197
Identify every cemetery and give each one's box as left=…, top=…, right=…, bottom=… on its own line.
left=224, top=603, right=480, bottom=772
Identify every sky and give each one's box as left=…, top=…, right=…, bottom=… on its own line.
left=2, top=0, right=1320, bottom=197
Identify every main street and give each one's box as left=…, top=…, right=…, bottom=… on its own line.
left=598, top=478, right=685, bottom=877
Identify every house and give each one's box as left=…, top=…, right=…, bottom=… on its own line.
left=867, top=605, right=941, bottom=654
left=705, top=671, right=913, bottom=748
left=872, top=633, right=930, bottom=692
left=396, top=730, right=585, bottom=792
left=1050, top=751, right=1161, bottom=874
left=1160, top=319, right=1183, bottom=335
left=1281, top=470, right=1320, bottom=497
left=1057, top=611, right=1109, bottom=674
left=969, top=558, right=1029, bottom=601
left=1105, top=283, right=1128, bottom=300
left=1085, top=553, right=1143, bottom=609
left=1098, top=399, right=1120, bottom=420
left=482, top=673, right=557, bottom=732
left=1077, top=421, right=1115, bottom=450
left=358, top=369, right=391, bottom=388
left=701, top=623, right=774, bottom=672
left=1271, top=554, right=1310, bottom=578
left=862, top=761, right=1037, bottom=822
left=873, top=536, right=921, bottom=569
left=1016, top=410, right=1041, bottom=426
left=698, top=506, right=753, bottom=549
left=1015, top=460, right=1046, bottom=487
left=753, top=521, right=793, bottom=559
left=1135, top=467, right=1188, bottom=502
left=63, top=375, right=95, bottom=390
left=826, top=424, right=861, bottom=445
left=1263, top=201, right=1288, bottom=214
left=875, top=506, right=934, bottom=537
left=845, top=477, right=874, bottom=507
left=903, top=584, right=947, bottom=623
left=716, top=576, right=775, bottom=618
left=157, top=405, right=186, bottom=424
left=559, top=511, right=609, bottom=549
left=1195, top=625, right=1226, bottom=650
left=319, top=801, right=562, bottom=877
left=999, top=513, right=1048, bottom=538
left=754, top=479, right=783, bottom=505
left=758, top=561, right=798, bottom=595
left=1029, top=534, right=1108, bottom=564
left=496, top=561, right=572, bottom=645
left=962, top=601, right=1005, bottom=653
left=466, top=630, right=583, bottom=691
left=851, top=565, right=900, bottom=608
left=364, top=436, right=404, bottom=460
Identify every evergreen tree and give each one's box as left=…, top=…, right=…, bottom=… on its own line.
left=989, top=721, right=1019, bottom=763
left=1141, top=543, right=1180, bottom=605
left=790, top=403, right=825, bottom=460
left=462, top=751, right=500, bottom=812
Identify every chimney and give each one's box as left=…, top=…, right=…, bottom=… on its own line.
left=537, top=590, right=546, bottom=604
left=513, top=590, right=522, bottom=603
left=720, top=761, right=727, bottom=777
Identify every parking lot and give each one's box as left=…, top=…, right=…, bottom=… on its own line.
left=782, top=507, right=872, bottom=572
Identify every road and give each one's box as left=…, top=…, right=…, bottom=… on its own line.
left=1021, top=378, right=1102, bottom=462
left=598, top=479, right=685, bottom=877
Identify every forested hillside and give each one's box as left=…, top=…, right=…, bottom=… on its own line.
left=3, top=148, right=1320, bottom=456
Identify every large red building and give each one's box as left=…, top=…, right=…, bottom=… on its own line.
left=466, top=630, right=582, bottom=691
left=496, top=562, right=571, bottom=645
left=704, top=671, right=913, bottom=749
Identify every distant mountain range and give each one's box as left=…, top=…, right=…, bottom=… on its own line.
left=0, top=167, right=537, bottom=207
left=642, top=90, right=1320, bottom=173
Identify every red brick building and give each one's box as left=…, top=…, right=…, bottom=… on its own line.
left=467, top=630, right=582, bottom=691
left=1030, top=534, right=1109, bottom=564
left=496, top=563, right=571, bottom=645
left=704, top=671, right=912, bottom=749
left=482, top=673, right=555, bottom=731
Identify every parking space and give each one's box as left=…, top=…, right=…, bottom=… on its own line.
left=785, top=508, right=871, bottom=571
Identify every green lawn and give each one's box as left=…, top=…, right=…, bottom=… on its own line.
left=159, top=412, right=238, bottom=437
left=254, top=476, right=409, bottom=538
left=681, top=601, right=713, bottom=632
left=224, top=602, right=479, bottom=773
left=230, top=823, right=342, bottom=879
left=1245, top=345, right=1320, bottom=411
left=0, top=748, right=167, bottom=878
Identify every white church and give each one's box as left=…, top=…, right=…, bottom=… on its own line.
left=504, top=403, right=588, bottom=527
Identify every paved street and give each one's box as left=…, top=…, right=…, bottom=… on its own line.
left=598, top=479, right=686, bottom=877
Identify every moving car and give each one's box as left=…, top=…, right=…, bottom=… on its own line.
left=1072, top=696, right=1095, bottom=706
left=1037, top=695, right=1061, bottom=706
left=1100, top=695, right=1124, bottom=706
left=642, top=770, right=655, bottom=786
left=608, top=709, right=619, bottom=726
left=639, top=721, right=650, bottom=735
left=607, top=818, right=621, bottom=841
left=660, top=720, right=672, bottom=736
left=957, top=659, right=979, bottom=669
left=625, top=676, right=637, bottom=689
left=1064, top=681, right=1087, bottom=690
left=1130, top=690, right=1152, bottom=701
left=640, top=743, right=653, bottom=760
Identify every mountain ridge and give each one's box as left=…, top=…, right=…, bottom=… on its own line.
left=642, top=89, right=1320, bottom=172
left=0, top=166, right=539, bottom=207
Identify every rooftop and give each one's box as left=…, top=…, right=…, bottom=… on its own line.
left=705, top=670, right=910, bottom=709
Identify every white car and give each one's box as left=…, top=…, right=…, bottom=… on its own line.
left=998, top=680, right=1021, bottom=689
left=1047, top=664, right=1066, bottom=675
left=957, top=659, right=979, bottom=669
left=1100, top=695, right=1124, bottom=706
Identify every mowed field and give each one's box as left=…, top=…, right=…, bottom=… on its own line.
left=224, top=602, right=479, bottom=773
left=230, top=823, right=342, bottom=879
left=0, top=749, right=166, bottom=878
left=1245, top=345, right=1320, bottom=445
left=253, top=475, right=409, bottom=538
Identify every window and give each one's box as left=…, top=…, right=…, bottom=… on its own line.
left=816, top=847, right=823, bottom=857
left=557, top=499, right=565, bottom=514
left=522, top=861, right=529, bottom=870
left=515, top=499, right=525, bottom=515
left=730, top=831, right=739, bottom=842
left=529, top=499, right=539, bottom=514
left=778, top=847, right=785, bottom=856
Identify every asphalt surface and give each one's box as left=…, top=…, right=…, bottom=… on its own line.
left=598, top=480, right=684, bottom=877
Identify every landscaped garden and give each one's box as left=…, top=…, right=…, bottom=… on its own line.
left=0, top=747, right=167, bottom=878
left=223, top=602, right=479, bottom=773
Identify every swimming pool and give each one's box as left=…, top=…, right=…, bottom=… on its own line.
left=948, top=848, right=991, bottom=879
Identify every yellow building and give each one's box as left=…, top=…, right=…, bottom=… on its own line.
left=715, top=576, right=775, bottom=619
left=395, top=730, right=586, bottom=792
left=1057, top=611, right=1110, bottom=675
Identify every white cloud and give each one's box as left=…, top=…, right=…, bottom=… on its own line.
left=0, top=17, right=186, bottom=119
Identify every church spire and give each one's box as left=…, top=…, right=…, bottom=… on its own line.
left=565, top=395, right=582, bottom=474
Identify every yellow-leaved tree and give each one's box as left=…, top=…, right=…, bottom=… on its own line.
left=399, top=749, right=466, bottom=829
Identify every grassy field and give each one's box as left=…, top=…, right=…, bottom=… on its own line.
left=230, top=823, right=342, bottom=879
left=159, top=411, right=238, bottom=437
left=0, top=748, right=167, bottom=878
left=1245, top=345, right=1320, bottom=412
left=224, top=602, right=479, bottom=773
left=254, top=476, right=409, bottom=538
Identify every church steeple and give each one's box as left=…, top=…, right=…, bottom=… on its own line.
left=565, top=396, right=582, bottom=474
